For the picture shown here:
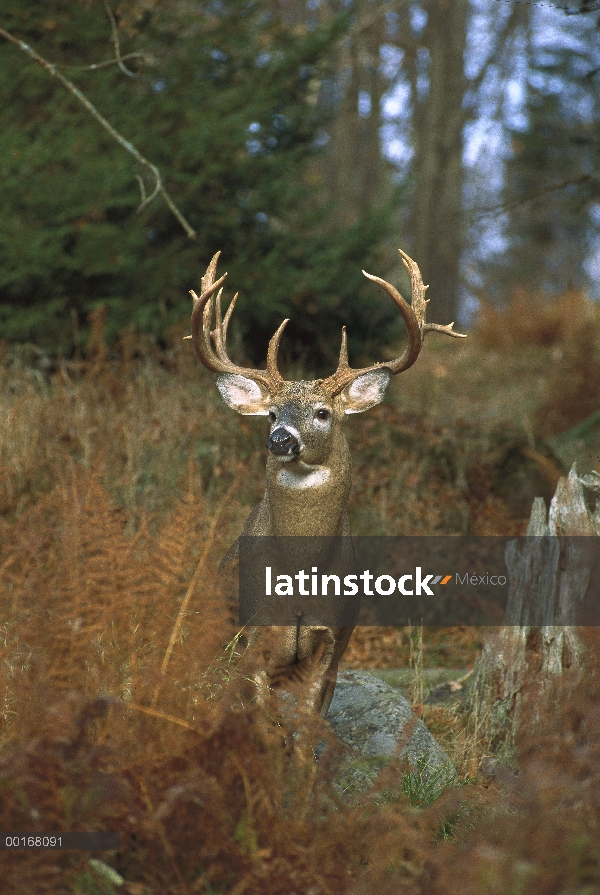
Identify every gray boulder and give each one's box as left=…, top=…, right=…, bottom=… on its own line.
left=325, top=670, right=456, bottom=797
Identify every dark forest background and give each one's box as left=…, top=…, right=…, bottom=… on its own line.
left=1, top=0, right=599, bottom=371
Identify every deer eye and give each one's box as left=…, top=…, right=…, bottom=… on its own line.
left=268, top=411, right=277, bottom=423
left=315, top=408, right=330, bottom=422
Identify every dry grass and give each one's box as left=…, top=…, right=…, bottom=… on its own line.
left=475, top=288, right=600, bottom=437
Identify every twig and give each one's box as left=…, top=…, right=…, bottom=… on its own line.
left=125, top=702, right=198, bottom=731
left=0, top=26, right=196, bottom=238
left=468, top=173, right=593, bottom=222
left=59, top=51, right=149, bottom=73
left=103, top=0, right=135, bottom=77
left=136, top=775, right=191, bottom=895
left=134, top=173, right=147, bottom=205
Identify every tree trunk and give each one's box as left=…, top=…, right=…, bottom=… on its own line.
left=410, top=0, right=469, bottom=324
left=321, top=1, right=389, bottom=227
left=465, top=466, right=599, bottom=761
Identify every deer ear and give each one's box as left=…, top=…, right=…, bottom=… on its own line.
left=341, top=369, right=392, bottom=414
left=215, top=374, right=271, bottom=415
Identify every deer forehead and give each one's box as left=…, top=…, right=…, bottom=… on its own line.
left=270, top=381, right=334, bottom=409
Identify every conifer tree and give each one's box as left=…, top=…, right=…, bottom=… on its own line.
left=0, top=0, right=396, bottom=368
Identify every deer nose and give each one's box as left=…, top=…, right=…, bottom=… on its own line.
left=267, top=428, right=299, bottom=456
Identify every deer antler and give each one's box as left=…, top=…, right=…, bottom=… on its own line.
left=186, top=252, right=285, bottom=393
left=187, top=250, right=465, bottom=396
left=319, top=250, right=466, bottom=397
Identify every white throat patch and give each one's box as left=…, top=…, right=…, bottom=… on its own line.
left=277, top=463, right=331, bottom=490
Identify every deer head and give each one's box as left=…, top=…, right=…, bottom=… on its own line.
left=187, top=250, right=465, bottom=479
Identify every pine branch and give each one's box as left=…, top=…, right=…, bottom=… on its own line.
left=0, top=26, right=196, bottom=239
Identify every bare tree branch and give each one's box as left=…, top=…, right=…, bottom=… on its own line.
left=0, top=26, right=196, bottom=239
left=468, top=173, right=594, bottom=221
left=103, top=0, right=136, bottom=77
left=57, top=2, right=152, bottom=75
left=135, top=173, right=147, bottom=205
left=60, top=52, right=150, bottom=73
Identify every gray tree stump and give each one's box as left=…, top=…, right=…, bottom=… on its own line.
left=466, top=466, right=600, bottom=762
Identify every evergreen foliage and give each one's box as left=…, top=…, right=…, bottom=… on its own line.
left=0, top=1, right=400, bottom=369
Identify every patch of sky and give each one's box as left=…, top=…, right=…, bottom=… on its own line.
left=571, top=55, right=597, bottom=78
left=464, top=3, right=502, bottom=80
left=210, top=49, right=228, bottom=62
left=533, top=24, right=594, bottom=57
left=409, top=3, right=427, bottom=37
left=559, top=84, right=595, bottom=121
left=382, top=81, right=411, bottom=121
left=380, top=45, right=404, bottom=81
left=416, top=47, right=430, bottom=102
left=248, top=122, right=261, bottom=133
left=313, top=130, right=330, bottom=148
left=385, top=11, right=399, bottom=38
left=381, top=76, right=412, bottom=175
left=381, top=124, right=413, bottom=176
left=476, top=65, right=503, bottom=120
left=463, top=118, right=505, bottom=170
left=246, top=139, right=262, bottom=156
left=152, top=79, right=166, bottom=92
left=534, top=51, right=562, bottom=69
left=255, top=52, right=271, bottom=68
left=358, top=91, right=371, bottom=118
left=503, top=80, right=528, bottom=132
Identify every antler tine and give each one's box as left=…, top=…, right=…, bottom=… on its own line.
left=320, top=249, right=466, bottom=397
left=221, top=290, right=238, bottom=335
left=319, top=327, right=350, bottom=392
left=201, top=250, right=221, bottom=295
left=338, top=327, right=349, bottom=369
left=211, top=288, right=234, bottom=362
left=266, top=319, right=288, bottom=385
left=188, top=252, right=284, bottom=392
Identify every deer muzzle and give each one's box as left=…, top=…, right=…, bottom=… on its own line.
left=266, top=427, right=300, bottom=457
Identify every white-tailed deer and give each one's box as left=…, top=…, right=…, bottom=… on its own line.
left=187, top=249, right=465, bottom=719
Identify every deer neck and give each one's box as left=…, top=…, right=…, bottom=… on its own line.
left=262, top=428, right=352, bottom=537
